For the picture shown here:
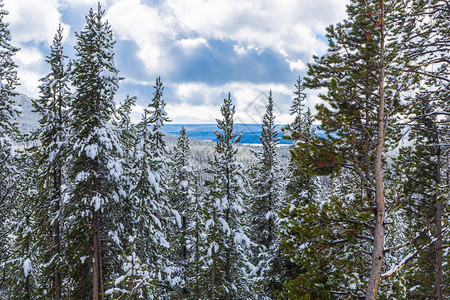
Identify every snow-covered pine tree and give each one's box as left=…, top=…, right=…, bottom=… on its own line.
left=112, top=94, right=137, bottom=248
left=185, top=169, right=205, bottom=299
left=28, top=25, right=71, bottom=299
left=202, top=94, right=252, bottom=299
left=390, top=1, right=450, bottom=297
left=65, top=4, right=123, bottom=299
left=167, top=126, right=193, bottom=297
left=112, top=77, right=172, bottom=298
left=251, top=91, right=281, bottom=250
left=249, top=91, right=284, bottom=298
left=5, top=152, right=40, bottom=298
left=0, top=0, right=20, bottom=294
left=145, top=76, right=173, bottom=293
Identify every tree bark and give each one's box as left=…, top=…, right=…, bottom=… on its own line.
left=211, top=205, right=216, bottom=300
left=434, top=134, right=442, bottom=300
left=225, top=164, right=231, bottom=300
left=366, top=1, right=386, bottom=298
left=25, top=215, right=31, bottom=300
left=93, top=209, right=100, bottom=300
left=53, top=170, right=61, bottom=300
left=54, top=217, right=61, bottom=300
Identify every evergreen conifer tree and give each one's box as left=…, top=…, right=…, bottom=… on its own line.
left=66, top=5, right=123, bottom=299
left=391, top=1, right=450, bottom=297
left=202, top=94, right=252, bottom=299
left=30, top=25, right=71, bottom=299
left=278, top=78, right=322, bottom=299
left=292, top=0, right=405, bottom=297
left=167, top=126, right=193, bottom=297
left=0, top=0, right=20, bottom=293
left=249, top=91, right=284, bottom=298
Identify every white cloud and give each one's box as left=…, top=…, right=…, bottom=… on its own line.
left=106, top=0, right=348, bottom=75
left=233, top=44, right=261, bottom=57
left=176, top=38, right=209, bottom=52
left=172, top=81, right=299, bottom=124
left=166, top=103, right=219, bottom=124
left=287, top=59, right=306, bottom=72
left=4, top=0, right=69, bottom=45
left=165, top=0, right=348, bottom=59
left=15, top=47, right=43, bottom=66
left=60, top=0, right=107, bottom=6
left=14, top=47, right=45, bottom=97
left=106, top=0, right=176, bottom=74
left=3, top=0, right=71, bottom=97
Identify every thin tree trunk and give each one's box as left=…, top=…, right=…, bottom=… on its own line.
left=99, top=215, right=104, bottom=300
left=25, top=215, right=31, bottom=300
left=93, top=209, right=100, bottom=300
left=434, top=135, right=442, bottom=300
left=54, top=87, right=63, bottom=300
left=211, top=205, right=216, bottom=300
left=366, top=1, right=386, bottom=298
left=225, top=164, right=231, bottom=300
left=54, top=169, right=61, bottom=300
left=54, top=218, right=61, bottom=300
left=195, top=177, right=200, bottom=300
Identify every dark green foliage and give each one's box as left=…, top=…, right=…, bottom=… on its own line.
left=201, top=94, right=252, bottom=299
left=66, top=4, right=123, bottom=297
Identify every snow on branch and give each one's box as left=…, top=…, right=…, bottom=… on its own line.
left=381, top=233, right=440, bottom=280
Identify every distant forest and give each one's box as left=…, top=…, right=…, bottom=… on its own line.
left=0, top=0, right=448, bottom=299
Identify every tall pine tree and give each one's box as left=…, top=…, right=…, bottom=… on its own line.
left=202, top=94, right=252, bottom=299
left=30, top=24, right=71, bottom=299
left=66, top=4, right=123, bottom=299
left=0, top=0, right=20, bottom=293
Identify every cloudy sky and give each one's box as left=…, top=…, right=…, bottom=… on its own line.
left=4, top=0, right=349, bottom=124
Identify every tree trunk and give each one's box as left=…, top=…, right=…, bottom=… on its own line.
left=434, top=135, right=442, bottom=300
left=25, top=215, right=31, bottom=300
left=225, top=164, right=231, bottom=300
left=54, top=170, right=61, bottom=300
left=366, top=1, right=386, bottom=298
left=93, top=209, right=100, bottom=300
left=54, top=219, right=61, bottom=300
left=211, top=205, right=216, bottom=300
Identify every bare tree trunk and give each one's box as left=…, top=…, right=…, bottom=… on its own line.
left=93, top=209, right=100, bottom=300
left=99, top=217, right=104, bottom=300
left=54, top=170, right=61, bottom=300
left=211, top=205, right=216, bottom=300
left=366, top=1, right=386, bottom=298
left=54, top=89, right=63, bottom=300
left=435, top=136, right=442, bottom=300
left=54, top=218, right=61, bottom=300
left=25, top=215, right=31, bottom=300
left=225, top=164, right=231, bottom=300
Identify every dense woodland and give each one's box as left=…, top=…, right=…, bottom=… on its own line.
left=0, top=0, right=448, bottom=299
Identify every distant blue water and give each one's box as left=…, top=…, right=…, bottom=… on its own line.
left=164, top=124, right=293, bottom=144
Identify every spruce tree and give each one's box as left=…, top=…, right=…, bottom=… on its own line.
left=251, top=91, right=281, bottom=250
left=0, top=0, right=20, bottom=293
left=202, top=94, right=252, bottom=299
left=250, top=91, right=284, bottom=298
left=391, top=1, right=450, bottom=297
left=167, top=126, right=193, bottom=296
left=29, top=25, right=71, bottom=299
left=112, top=77, right=172, bottom=298
left=278, top=78, right=322, bottom=299
left=66, top=4, right=123, bottom=299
